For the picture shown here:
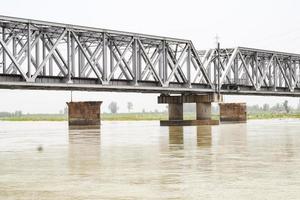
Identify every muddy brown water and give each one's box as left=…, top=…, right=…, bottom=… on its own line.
left=0, top=120, right=300, bottom=199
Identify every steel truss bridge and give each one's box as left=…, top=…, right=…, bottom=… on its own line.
left=0, top=15, right=300, bottom=96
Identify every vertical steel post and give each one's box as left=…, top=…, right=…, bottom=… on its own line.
left=208, top=52, right=211, bottom=81
left=78, top=36, right=82, bottom=77
left=279, top=67, right=282, bottom=87
left=255, top=53, right=258, bottom=87
left=273, top=57, right=277, bottom=90
left=138, top=44, right=142, bottom=81
left=35, top=34, right=40, bottom=73
left=71, top=34, right=75, bottom=76
left=42, top=34, right=46, bottom=76
left=159, top=41, right=164, bottom=81
left=295, top=60, right=300, bottom=86
left=102, top=33, right=107, bottom=82
left=27, top=23, right=31, bottom=78
left=290, top=57, right=293, bottom=88
left=80, top=38, right=85, bottom=77
left=245, top=56, right=249, bottom=85
left=295, top=60, right=298, bottom=88
left=187, top=44, right=191, bottom=87
left=49, top=57, right=53, bottom=76
left=47, top=33, right=53, bottom=76
left=132, top=38, right=138, bottom=85
left=251, top=55, right=254, bottom=83
left=67, top=31, right=72, bottom=82
left=261, top=57, right=265, bottom=86
left=234, top=54, right=238, bottom=84
left=214, top=53, right=217, bottom=89
left=2, top=27, right=6, bottom=74
left=109, top=40, right=114, bottom=80
left=269, top=56, right=273, bottom=86
left=12, top=34, right=17, bottom=74
left=217, top=42, right=221, bottom=96
left=293, top=60, right=296, bottom=88
left=162, top=40, right=167, bottom=84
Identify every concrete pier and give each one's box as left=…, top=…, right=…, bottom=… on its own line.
left=67, top=101, right=102, bottom=128
left=219, top=103, right=247, bottom=123
left=196, top=103, right=211, bottom=120
left=168, top=104, right=183, bottom=120
left=159, top=94, right=222, bottom=126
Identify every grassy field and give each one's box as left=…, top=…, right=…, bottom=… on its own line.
left=247, top=113, right=300, bottom=120
left=0, top=114, right=67, bottom=121
left=1, top=112, right=300, bottom=121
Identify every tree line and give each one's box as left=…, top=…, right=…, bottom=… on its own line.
left=0, top=111, right=22, bottom=117
left=108, top=100, right=300, bottom=114
left=0, top=100, right=299, bottom=116
left=248, top=100, right=299, bottom=114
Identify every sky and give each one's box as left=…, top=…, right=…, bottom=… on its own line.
left=0, top=0, right=300, bottom=113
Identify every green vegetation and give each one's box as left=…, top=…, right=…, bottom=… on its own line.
left=248, top=113, right=300, bottom=120
left=0, top=114, right=67, bottom=121
left=0, top=112, right=300, bottom=121
left=102, top=112, right=168, bottom=121
left=1, top=99, right=300, bottom=121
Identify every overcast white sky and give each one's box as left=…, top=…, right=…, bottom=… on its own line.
left=0, top=0, right=300, bottom=113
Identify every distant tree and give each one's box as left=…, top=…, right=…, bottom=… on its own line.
left=247, top=104, right=261, bottom=114
left=283, top=100, right=290, bottom=113
left=142, top=108, right=146, bottom=113
left=64, top=107, right=68, bottom=115
left=271, top=103, right=283, bottom=112
left=14, top=110, right=22, bottom=117
left=108, top=101, right=119, bottom=114
left=0, top=112, right=12, bottom=117
left=262, top=104, right=270, bottom=112
left=127, top=102, right=133, bottom=113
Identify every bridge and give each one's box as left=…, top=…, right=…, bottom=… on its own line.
left=1, top=15, right=299, bottom=127
left=0, top=15, right=300, bottom=97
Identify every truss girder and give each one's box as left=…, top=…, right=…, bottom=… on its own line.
left=1, top=16, right=300, bottom=96
left=202, top=47, right=300, bottom=93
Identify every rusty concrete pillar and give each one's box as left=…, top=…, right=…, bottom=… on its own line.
left=67, top=101, right=102, bottom=128
left=168, top=103, right=183, bottom=120
left=219, top=103, right=247, bottom=123
left=196, top=103, right=211, bottom=120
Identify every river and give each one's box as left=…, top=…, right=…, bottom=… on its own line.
left=0, top=120, right=300, bottom=199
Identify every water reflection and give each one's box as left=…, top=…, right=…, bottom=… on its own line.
left=197, top=126, right=212, bottom=148
left=68, top=128, right=101, bottom=175
left=168, top=126, right=184, bottom=145
left=168, top=126, right=213, bottom=149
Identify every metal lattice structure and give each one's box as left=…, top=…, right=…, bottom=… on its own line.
left=200, top=47, right=300, bottom=96
left=0, top=15, right=300, bottom=96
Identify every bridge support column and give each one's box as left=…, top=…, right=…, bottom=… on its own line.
left=168, top=103, right=183, bottom=120
left=219, top=103, right=247, bottom=123
left=67, top=101, right=102, bottom=129
left=196, top=103, right=211, bottom=120
left=159, top=94, right=222, bottom=126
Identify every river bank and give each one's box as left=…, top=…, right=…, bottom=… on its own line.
left=1, top=112, right=300, bottom=121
